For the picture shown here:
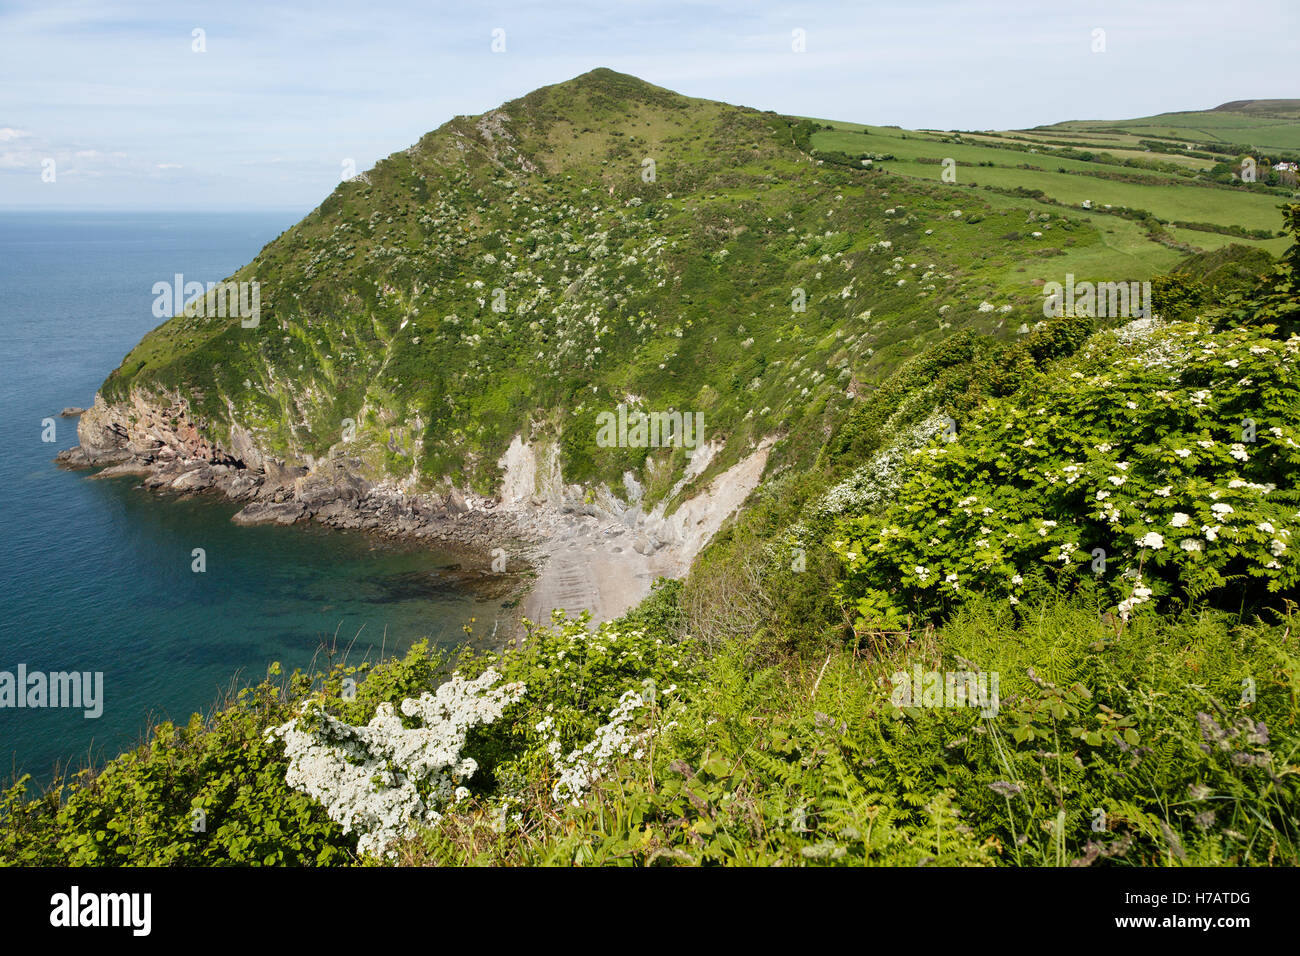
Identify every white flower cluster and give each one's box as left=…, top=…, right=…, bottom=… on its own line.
left=1117, top=576, right=1153, bottom=621
left=545, top=689, right=648, bottom=806
left=1136, top=531, right=1164, bottom=550
left=815, top=413, right=950, bottom=518
left=1112, top=316, right=1162, bottom=346
left=268, top=669, right=525, bottom=857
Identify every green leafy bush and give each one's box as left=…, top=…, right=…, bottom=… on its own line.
left=834, top=319, right=1300, bottom=630
left=455, top=612, right=700, bottom=796
left=1, top=663, right=352, bottom=865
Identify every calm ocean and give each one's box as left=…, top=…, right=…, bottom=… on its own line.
left=0, top=211, right=506, bottom=781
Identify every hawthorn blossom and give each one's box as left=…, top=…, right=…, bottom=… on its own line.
left=268, top=669, right=525, bottom=857
left=550, top=689, right=648, bottom=805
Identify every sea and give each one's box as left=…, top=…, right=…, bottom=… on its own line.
left=0, top=211, right=507, bottom=782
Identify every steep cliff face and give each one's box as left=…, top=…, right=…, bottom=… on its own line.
left=74, top=390, right=230, bottom=466
left=62, top=380, right=777, bottom=624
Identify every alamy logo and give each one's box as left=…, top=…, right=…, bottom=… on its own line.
left=891, top=665, right=999, bottom=717
left=50, top=886, right=151, bottom=936
left=0, top=664, right=103, bottom=718
left=1042, top=274, right=1150, bottom=319
left=595, top=405, right=703, bottom=449
left=152, top=274, right=261, bottom=327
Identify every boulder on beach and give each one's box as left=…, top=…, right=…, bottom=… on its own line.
left=294, top=464, right=370, bottom=509
left=89, top=461, right=154, bottom=479
left=231, top=500, right=306, bottom=526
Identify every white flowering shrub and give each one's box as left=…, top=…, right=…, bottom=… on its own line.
left=834, top=320, right=1300, bottom=627
left=813, top=413, right=949, bottom=518
left=450, top=609, right=697, bottom=804
left=268, top=668, right=524, bottom=857
left=544, top=688, right=648, bottom=804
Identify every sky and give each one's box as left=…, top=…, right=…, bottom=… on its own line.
left=2, top=0, right=1296, bottom=211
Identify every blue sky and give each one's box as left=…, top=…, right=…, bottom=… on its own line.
left=2, top=0, right=1295, bottom=211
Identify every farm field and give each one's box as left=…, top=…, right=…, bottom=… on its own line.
left=810, top=101, right=1299, bottom=269
left=1048, top=100, right=1300, bottom=151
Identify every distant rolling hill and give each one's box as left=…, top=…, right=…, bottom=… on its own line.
left=809, top=99, right=1299, bottom=276
left=1037, top=99, right=1300, bottom=152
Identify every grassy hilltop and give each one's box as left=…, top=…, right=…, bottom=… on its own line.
left=1045, top=99, right=1300, bottom=153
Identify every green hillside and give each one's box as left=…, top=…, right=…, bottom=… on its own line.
left=12, top=72, right=1299, bottom=868
left=1047, top=99, right=1300, bottom=152
left=102, top=69, right=1298, bottom=507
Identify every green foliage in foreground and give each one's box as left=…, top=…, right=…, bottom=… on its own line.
left=0, top=650, right=445, bottom=865
left=834, top=319, right=1300, bottom=631
left=406, top=597, right=1299, bottom=866
left=0, top=665, right=347, bottom=865
left=0, top=613, right=698, bottom=866
left=2, top=592, right=1295, bottom=866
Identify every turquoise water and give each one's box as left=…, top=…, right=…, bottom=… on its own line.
left=0, top=212, right=509, bottom=781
